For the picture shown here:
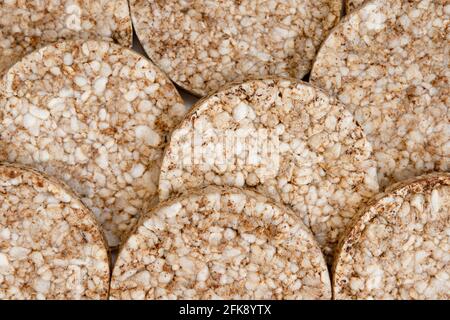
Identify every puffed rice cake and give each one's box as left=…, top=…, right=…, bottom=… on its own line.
left=129, top=0, right=343, bottom=96
left=345, top=0, right=367, bottom=13
left=0, top=39, right=188, bottom=248
left=0, top=0, right=132, bottom=75
left=333, top=172, right=450, bottom=300
left=311, top=0, right=449, bottom=189
left=158, top=78, right=379, bottom=262
left=0, top=163, right=110, bottom=300
left=110, top=186, right=331, bottom=300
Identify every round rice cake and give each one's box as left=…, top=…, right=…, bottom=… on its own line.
left=110, top=186, right=331, bottom=300
left=333, top=172, right=450, bottom=300
left=0, top=163, right=110, bottom=300
left=158, top=78, right=379, bottom=261
left=345, top=0, right=367, bottom=13
left=129, top=0, right=343, bottom=96
left=311, top=0, right=449, bottom=189
left=0, top=39, right=187, bottom=248
left=0, top=0, right=132, bottom=75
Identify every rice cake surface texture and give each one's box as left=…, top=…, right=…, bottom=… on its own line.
left=129, top=0, right=342, bottom=96
left=0, top=40, right=187, bottom=248
left=0, top=163, right=110, bottom=300
left=311, top=0, right=449, bottom=188
left=333, top=173, right=450, bottom=300
left=0, top=0, right=132, bottom=75
left=110, top=186, right=331, bottom=300
left=158, top=78, right=379, bottom=261
left=345, top=0, right=367, bottom=13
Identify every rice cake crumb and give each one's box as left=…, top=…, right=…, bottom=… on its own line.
left=333, top=173, right=450, bottom=300
left=0, top=0, right=132, bottom=75
left=158, top=78, right=379, bottom=262
left=0, top=40, right=187, bottom=248
left=0, top=163, right=110, bottom=300
left=110, top=186, right=331, bottom=300
left=345, top=0, right=367, bottom=13
left=130, top=0, right=342, bottom=96
left=311, top=0, right=449, bottom=188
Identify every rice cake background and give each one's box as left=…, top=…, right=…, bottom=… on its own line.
left=311, top=0, right=449, bottom=189
left=0, top=40, right=188, bottom=248
left=158, top=78, right=379, bottom=262
left=333, top=173, right=450, bottom=300
left=0, top=163, right=110, bottom=300
left=111, top=186, right=331, bottom=300
left=0, top=0, right=132, bottom=75
left=130, top=0, right=343, bottom=96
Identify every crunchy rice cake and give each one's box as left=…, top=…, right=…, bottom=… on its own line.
left=158, top=78, right=379, bottom=261
left=0, top=39, right=187, bottom=248
left=110, top=186, right=331, bottom=300
left=333, top=173, right=450, bottom=300
left=0, top=163, right=110, bottom=300
left=0, top=0, right=132, bottom=75
left=311, top=0, right=449, bottom=188
left=345, top=0, right=367, bottom=13
left=130, top=0, right=342, bottom=96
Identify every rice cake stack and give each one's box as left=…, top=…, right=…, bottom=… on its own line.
left=158, top=78, right=379, bottom=262
left=0, top=40, right=188, bottom=248
left=0, top=163, right=110, bottom=300
left=0, top=0, right=132, bottom=75
left=333, top=173, right=450, bottom=300
left=110, top=186, right=331, bottom=300
left=311, top=0, right=449, bottom=189
left=129, top=0, right=343, bottom=96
